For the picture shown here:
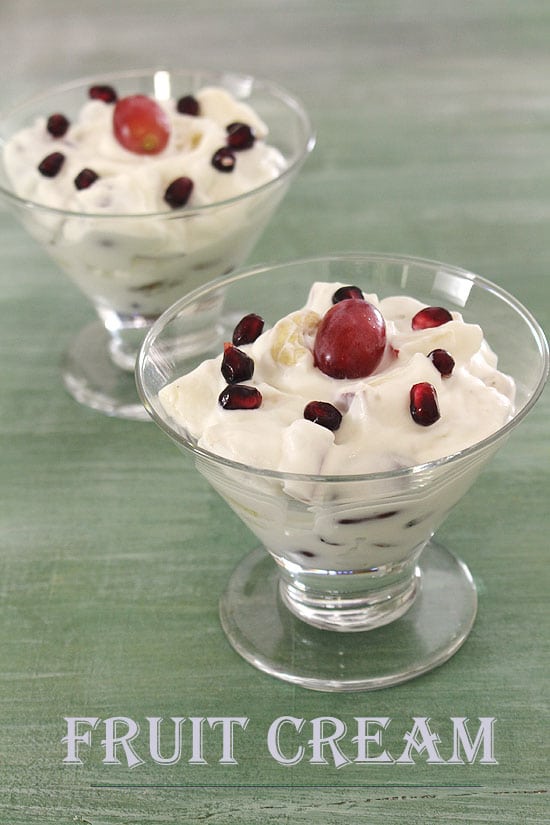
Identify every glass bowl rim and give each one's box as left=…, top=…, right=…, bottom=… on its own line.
left=136, top=251, right=549, bottom=484
left=0, top=66, right=315, bottom=220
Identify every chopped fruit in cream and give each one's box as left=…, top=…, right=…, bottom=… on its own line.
left=5, top=84, right=285, bottom=213
left=2, top=83, right=287, bottom=317
left=159, top=281, right=516, bottom=476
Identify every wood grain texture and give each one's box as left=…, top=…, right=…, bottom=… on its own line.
left=0, top=1, right=548, bottom=822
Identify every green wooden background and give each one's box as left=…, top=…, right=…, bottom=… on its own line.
left=0, top=1, right=548, bottom=822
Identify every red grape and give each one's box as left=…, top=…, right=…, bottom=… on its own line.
left=313, top=299, right=386, bottom=379
left=113, top=95, right=170, bottom=155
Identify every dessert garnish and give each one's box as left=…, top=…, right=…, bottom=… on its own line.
left=38, top=151, right=65, bottom=177
left=412, top=306, right=453, bottom=330
left=211, top=146, right=236, bottom=172
left=313, top=296, right=386, bottom=379
left=46, top=113, right=69, bottom=138
left=88, top=84, right=117, bottom=103
left=218, top=385, right=262, bottom=410
left=331, top=284, right=364, bottom=303
left=74, top=168, right=99, bottom=190
left=221, top=343, right=255, bottom=384
left=113, top=94, right=170, bottom=154
left=303, top=401, right=342, bottom=431
left=226, top=122, right=255, bottom=150
left=176, top=94, right=200, bottom=116
left=163, top=176, right=194, bottom=208
left=428, top=348, right=455, bottom=377
left=410, top=382, right=441, bottom=426
left=232, top=313, right=264, bottom=346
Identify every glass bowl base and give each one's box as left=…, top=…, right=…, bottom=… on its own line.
left=219, top=541, right=477, bottom=692
left=61, top=320, right=149, bottom=420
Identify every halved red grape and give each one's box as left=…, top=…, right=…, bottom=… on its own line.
left=113, top=95, right=170, bottom=155
left=313, top=299, right=386, bottom=379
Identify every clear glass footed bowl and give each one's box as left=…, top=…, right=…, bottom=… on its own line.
left=0, top=68, right=314, bottom=419
left=136, top=254, right=548, bottom=691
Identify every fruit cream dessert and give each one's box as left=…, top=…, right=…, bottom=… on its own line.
left=2, top=82, right=287, bottom=317
left=158, top=282, right=516, bottom=570
left=160, top=281, right=515, bottom=472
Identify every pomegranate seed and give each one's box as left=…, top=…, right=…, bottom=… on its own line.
left=89, top=84, right=117, bottom=103
left=332, top=285, right=364, bottom=303
left=177, top=94, right=200, bottom=116
left=314, top=299, right=386, bottom=379
left=38, top=152, right=65, bottom=177
left=113, top=95, right=170, bottom=155
left=218, top=384, right=262, bottom=410
left=428, top=348, right=455, bottom=377
left=232, top=313, right=264, bottom=346
left=412, top=306, right=453, bottom=330
left=46, top=113, right=69, bottom=138
left=221, top=343, right=254, bottom=384
left=74, top=168, right=99, bottom=190
left=303, top=401, right=342, bottom=431
left=226, top=122, right=255, bottom=150
left=212, top=146, right=236, bottom=172
left=410, top=382, right=440, bottom=426
left=164, top=176, right=194, bottom=208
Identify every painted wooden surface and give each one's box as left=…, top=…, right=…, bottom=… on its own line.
left=0, top=1, right=548, bottom=822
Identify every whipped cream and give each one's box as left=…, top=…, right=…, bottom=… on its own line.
left=157, top=280, right=517, bottom=574
left=2, top=86, right=288, bottom=317
left=159, top=281, right=515, bottom=476
left=4, top=86, right=286, bottom=214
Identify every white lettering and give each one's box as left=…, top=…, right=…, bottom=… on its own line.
left=188, top=716, right=208, bottom=764
left=396, top=717, right=444, bottom=764
left=148, top=717, right=185, bottom=765
left=207, top=717, right=248, bottom=764
left=448, top=717, right=498, bottom=764
left=101, top=716, right=143, bottom=768
left=308, top=716, right=349, bottom=768
left=352, top=717, right=394, bottom=763
left=61, top=717, right=100, bottom=764
left=267, top=716, right=305, bottom=766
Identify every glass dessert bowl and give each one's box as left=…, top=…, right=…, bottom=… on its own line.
left=136, top=254, right=548, bottom=691
left=0, top=68, right=314, bottom=419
